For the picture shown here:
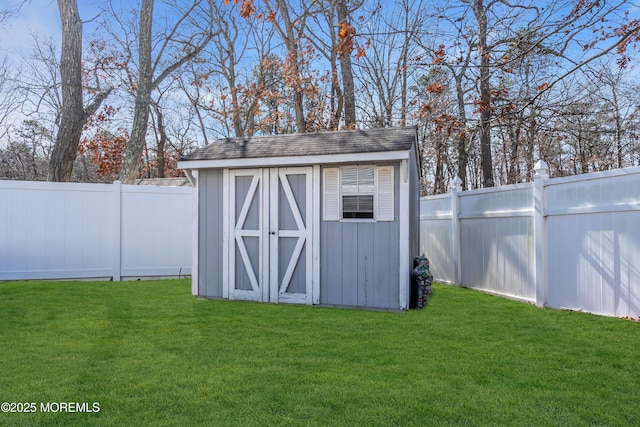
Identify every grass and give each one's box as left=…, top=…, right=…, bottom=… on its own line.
left=0, top=280, right=639, bottom=426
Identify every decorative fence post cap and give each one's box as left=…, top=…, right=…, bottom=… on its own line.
left=534, top=160, right=549, bottom=176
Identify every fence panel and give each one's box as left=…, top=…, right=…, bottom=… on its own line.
left=0, top=180, right=191, bottom=281
left=0, top=181, right=116, bottom=280
left=458, top=184, right=535, bottom=302
left=419, top=195, right=455, bottom=283
left=120, top=185, right=192, bottom=278
left=545, top=170, right=640, bottom=318
left=420, top=165, right=640, bottom=319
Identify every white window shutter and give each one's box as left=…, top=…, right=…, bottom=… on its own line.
left=376, top=166, right=394, bottom=221
left=323, top=168, right=340, bottom=221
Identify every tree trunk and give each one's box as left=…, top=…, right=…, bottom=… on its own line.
left=329, top=47, right=343, bottom=131
left=230, top=83, right=243, bottom=138
left=507, top=120, right=522, bottom=184
left=226, top=43, right=244, bottom=137
left=434, top=138, right=446, bottom=194
left=152, top=102, right=167, bottom=178
left=611, top=87, right=623, bottom=168
left=275, top=0, right=306, bottom=133
left=454, top=73, right=468, bottom=190
left=48, top=0, right=84, bottom=182
left=473, top=0, right=495, bottom=187
left=526, top=112, right=536, bottom=180
left=120, top=0, right=154, bottom=184
left=336, top=0, right=356, bottom=129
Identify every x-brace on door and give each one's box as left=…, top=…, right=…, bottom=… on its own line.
left=225, top=167, right=315, bottom=304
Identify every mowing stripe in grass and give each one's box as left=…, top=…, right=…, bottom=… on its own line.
left=0, top=280, right=638, bottom=426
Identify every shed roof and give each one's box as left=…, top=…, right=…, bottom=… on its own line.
left=135, top=177, right=191, bottom=187
left=180, top=126, right=417, bottom=162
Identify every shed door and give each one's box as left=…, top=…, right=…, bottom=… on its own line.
left=228, top=169, right=267, bottom=302
left=227, top=167, right=314, bottom=304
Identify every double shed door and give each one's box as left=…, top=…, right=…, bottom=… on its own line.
left=225, top=167, right=317, bottom=304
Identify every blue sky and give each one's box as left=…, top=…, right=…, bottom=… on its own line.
left=1, top=0, right=58, bottom=59
left=0, top=0, right=108, bottom=60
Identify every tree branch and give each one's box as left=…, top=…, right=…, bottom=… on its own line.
left=82, top=87, right=114, bottom=122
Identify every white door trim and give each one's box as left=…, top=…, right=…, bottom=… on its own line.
left=228, top=169, right=264, bottom=302
left=270, top=167, right=312, bottom=304
left=224, top=167, right=318, bottom=305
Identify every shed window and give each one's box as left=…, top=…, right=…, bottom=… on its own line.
left=341, top=166, right=374, bottom=219
left=323, top=165, right=394, bottom=221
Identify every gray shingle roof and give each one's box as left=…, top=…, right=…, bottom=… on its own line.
left=135, top=177, right=191, bottom=187
left=180, top=126, right=416, bottom=161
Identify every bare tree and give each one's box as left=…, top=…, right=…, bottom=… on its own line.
left=47, top=0, right=86, bottom=181
left=214, top=5, right=245, bottom=137
left=118, top=0, right=154, bottom=184
left=0, top=0, right=26, bottom=25
left=267, top=0, right=313, bottom=133
left=6, top=0, right=639, bottom=187
left=0, top=120, right=52, bottom=180
left=335, top=0, right=361, bottom=128
left=355, top=0, right=424, bottom=128
left=0, top=58, right=18, bottom=142
left=591, top=63, right=640, bottom=169
left=118, top=0, right=217, bottom=184
left=416, top=28, right=474, bottom=189
left=472, top=0, right=494, bottom=187
left=48, top=0, right=112, bottom=181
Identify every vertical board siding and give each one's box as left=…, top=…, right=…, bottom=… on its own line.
left=320, top=221, right=400, bottom=308
left=0, top=180, right=191, bottom=281
left=320, top=164, right=401, bottom=309
left=341, top=224, right=359, bottom=305
left=408, top=149, right=421, bottom=300
left=420, top=166, right=640, bottom=319
left=321, top=221, right=343, bottom=305
left=199, top=169, right=224, bottom=297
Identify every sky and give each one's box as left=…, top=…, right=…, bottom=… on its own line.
left=1, top=0, right=59, bottom=59
left=0, top=0, right=108, bottom=61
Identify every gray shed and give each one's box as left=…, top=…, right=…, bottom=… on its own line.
left=178, top=126, right=421, bottom=310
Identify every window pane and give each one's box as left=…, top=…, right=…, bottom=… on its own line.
left=359, top=195, right=374, bottom=212
left=343, top=195, right=359, bottom=212
left=342, top=195, right=374, bottom=219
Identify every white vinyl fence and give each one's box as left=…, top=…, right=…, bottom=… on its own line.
left=0, top=180, right=192, bottom=281
left=420, top=161, right=640, bottom=319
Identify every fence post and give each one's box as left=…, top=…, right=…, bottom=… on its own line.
left=451, top=176, right=462, bottom=286
left=113, top=181, right=122, bottom=282
left=533, top=161, right=548, bottom=307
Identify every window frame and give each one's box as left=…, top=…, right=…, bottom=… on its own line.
left=322, top=164, right=395, bottom=222
left=340, top=165, right=375, bottom=220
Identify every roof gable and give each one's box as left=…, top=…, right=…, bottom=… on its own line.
left=180, top=127, right=416, bottom=162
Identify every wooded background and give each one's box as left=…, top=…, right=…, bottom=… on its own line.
left=0, top=0, right=639, bottom=194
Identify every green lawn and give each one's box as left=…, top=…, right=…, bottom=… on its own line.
left=0, top=280, right=638, bottom=426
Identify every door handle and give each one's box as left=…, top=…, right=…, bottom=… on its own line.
left=269, top=231, right=276, bottom=235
